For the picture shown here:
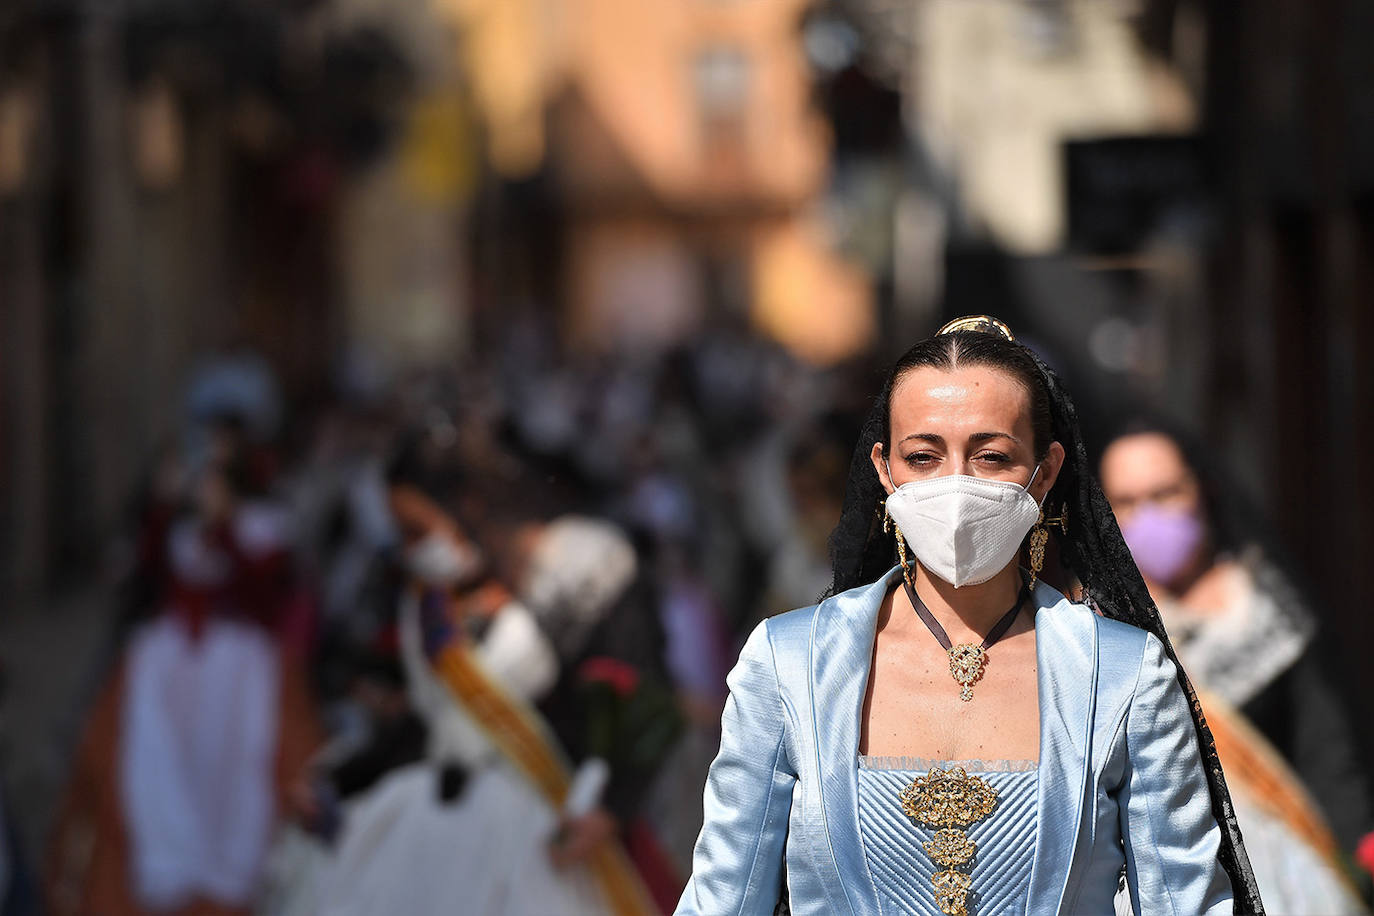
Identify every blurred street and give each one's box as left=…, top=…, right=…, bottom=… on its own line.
left=1, top=588, right=109, bottom=862
left=2, top=0, right=1373, bottom=913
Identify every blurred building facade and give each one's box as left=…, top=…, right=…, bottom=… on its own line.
left=447, top=0, right=873, bottom=363
left=1, top=0, right=877, bottom=599
left=0, top=1, right=466, bottom=594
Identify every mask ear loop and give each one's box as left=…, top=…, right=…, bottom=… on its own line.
left=1025, top=463, right=1043, bottom=502
left=1027, top=461, right=1068, bottom=528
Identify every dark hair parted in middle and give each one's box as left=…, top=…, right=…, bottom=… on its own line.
left=877, top=331, right=1054, bottom=462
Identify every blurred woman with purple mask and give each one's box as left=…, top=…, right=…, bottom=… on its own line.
left=1101, top=423, right=1373, bottom=910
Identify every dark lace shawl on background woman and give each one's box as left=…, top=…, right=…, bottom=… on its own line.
left=824, top=340, right=1264, bottom=915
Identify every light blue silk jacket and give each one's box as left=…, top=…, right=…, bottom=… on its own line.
left=676, top=567, right=1233, bottom=916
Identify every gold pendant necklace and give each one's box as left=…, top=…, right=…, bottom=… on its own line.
left=946, top=645, right=987, bottom=702
left=901, top=574, right=1026, bottom=701
left=899, top=766, right=999, bottom=916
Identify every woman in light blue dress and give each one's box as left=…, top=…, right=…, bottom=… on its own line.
left=676, top=317, right=1262, bottom=916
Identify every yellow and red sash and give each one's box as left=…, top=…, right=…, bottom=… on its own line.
left=1198, top=688, right=1359, bottom=893
left=432, top=638, right=656, bottom=915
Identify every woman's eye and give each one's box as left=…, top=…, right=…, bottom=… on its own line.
left=903, top=452, right=937, bottom=466
left=975, top=452, right=1010, bottom=465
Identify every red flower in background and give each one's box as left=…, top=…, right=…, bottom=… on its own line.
left=577, top=656, right=682, bottom=773
left=1357, top=831, right=1374, bottom=876
left=578, top=656, right=640, bottom=697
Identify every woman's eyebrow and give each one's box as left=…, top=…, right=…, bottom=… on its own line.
left=898, top=432, right=944, bottom=446
left=969, top=431, right=1021, bottom=444
left=897, top=431, right=1022, bottom=447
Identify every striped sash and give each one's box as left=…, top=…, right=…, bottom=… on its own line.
left=432, top=638, right=656, bottom=914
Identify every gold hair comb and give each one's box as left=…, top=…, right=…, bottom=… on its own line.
left=936, top=315, right=1015, bottom=341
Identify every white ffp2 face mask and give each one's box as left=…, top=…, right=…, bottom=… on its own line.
left=885, top=467, right=1042, bottom=588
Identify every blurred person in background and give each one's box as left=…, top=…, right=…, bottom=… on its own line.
left=297, top=429, right=660, bottom=915
left=744, top=424, right=853, bottom=616
left=45, top=458, right=321, bottom=916
left=510, top=512, right=686, bottom=911
left=633, top=537, right=732, bottom=887
left=111, top=404, right=290, bottom=652
left=1101, top=421, right=1374, bottom=910
left=183, top=347, right=283, bottom=475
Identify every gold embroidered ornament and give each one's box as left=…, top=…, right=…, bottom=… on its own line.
left=899, top=767, right=1000, bottom=916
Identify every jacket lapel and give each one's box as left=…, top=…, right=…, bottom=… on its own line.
left=809, top=573, right=1099, bottom=915
left=810, top=566, right=900, bottom=916
left=1025, top=582, right=1099, bottom=914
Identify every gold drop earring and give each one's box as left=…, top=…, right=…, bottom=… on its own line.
left=883, top=457, right=913, bottom=582
left=1027, top=505, right=1068, bottom=589
left=886, top=506, right=913, bottom=582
